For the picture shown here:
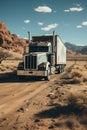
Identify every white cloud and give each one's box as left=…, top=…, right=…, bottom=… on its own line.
left=64, top=9, right=70, bottom=12
left=41, top=23, right=58, bottom=31
left=64, top=6, right=83, bottom=12
left=23, top=37, right=28, bottom=39
left=70, top=7, right=83, bottom=12
left=38, top=22, right=44, bottom=26
left=44, top=33, right=53, bottom=36
left=34, top=6, right=52, bottom=13
left=76, top=4, right=81, bottom=7
left=76, top=25, right=82, bottom=28
left=73, top=3, right=81, bottom=7
left=82, top=21, right=87, bottom=26
left=24, top=19, right=30, bottom=24
left=76, top=21, right=87, bottom=29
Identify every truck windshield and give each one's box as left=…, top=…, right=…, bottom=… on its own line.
left=29, top=46, right=48, bottom=52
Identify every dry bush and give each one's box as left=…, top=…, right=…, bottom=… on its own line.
left=62, top=62, right=87, bottom=85
left=67, top=91, right=87, bottom=110
left=79, top=114, right=87, bottom=127
left=62, top=66, right=87, bottom=84
left=70, top=70, right=84, bottom=84
left=71, top=70, right=82, bottom=78
left=75, top=66, right=80, bottom=70
left=0, top=67, right=6, bottom=71
left=6, top=66, right=10, bottom=69
left=84, top=64, right=87, bottom=69
left=65, top=121, right=74, bottom=129
left=83, top=77, right=87, bottom=82
left=0, top=50, right=11, bottom=63
left=73, top=77, right=83, bottom=84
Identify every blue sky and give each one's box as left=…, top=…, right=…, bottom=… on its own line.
left=0, top=0, right=87, bottom=45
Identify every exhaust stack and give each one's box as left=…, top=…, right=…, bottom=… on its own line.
left=28, top=31, right=30, bottom=44
left=24, top=32, right=30, bottom=54
left=50, top=31, right=55, bottom=66
left=52, top=30, right=55, bottom=53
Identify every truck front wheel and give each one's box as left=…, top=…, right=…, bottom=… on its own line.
left=45, top=75, right=50, bottom=81
left=45, top=70, right=50, bottom=81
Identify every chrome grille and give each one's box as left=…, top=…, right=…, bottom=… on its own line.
left=25, top=55, right=37, bottom=69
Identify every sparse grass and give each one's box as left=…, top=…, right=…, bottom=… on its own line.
left=67, top=91, right=87, bottom=111
left=73, top=77, right=83, bottom=84
left=75, top=66, right=80, bottom=70
left=62, top=62, right=87, bottom=84
left=0, top=67, right=6, bottom=71
left=79, top=115, right=87, bottom=126
left=71, top=70, right=82, bottom=78
left=70, top=64, right=87, bottom=83
left=84, top=64, right=87, bottom=69
left=0, top=49, right=11, bottom=63
left=0, top=65, right=5, bottom=71
left=65, top=121, right=74, bottom=129
left=6, top=66, right=10, bottom=69
left=61, top=70, right=84, bottom=84
left=83, top=77, right=87, bottom=82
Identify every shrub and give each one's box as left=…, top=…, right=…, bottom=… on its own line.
left=84, top=64, right=87, bottom=69
left=71, top=71, right=82, bottom=78
left=67, top=91, right=87, bottom=110
left=69, top=70, right=84, bottom=84
left=83, top=77, right=87, bottom=82
left=73, top=77, right=83, bottom=84
left=0, top=50, right=10, bottom=63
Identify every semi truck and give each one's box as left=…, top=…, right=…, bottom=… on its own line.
left=17, top=31, right=66, bottom=80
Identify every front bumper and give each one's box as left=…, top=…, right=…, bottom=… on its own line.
left=17, top=70, right=47, bottom=77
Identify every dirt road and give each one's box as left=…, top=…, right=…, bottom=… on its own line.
left=0, top=68, right=64, bottom=130
left=0, top=61, right=87, bottom=130
left=0, top=74, right=60, bottom=117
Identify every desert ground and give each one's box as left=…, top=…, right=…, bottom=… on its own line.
left=0, top=59, right=87, bottom=130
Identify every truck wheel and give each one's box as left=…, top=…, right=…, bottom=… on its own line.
left=45, top=70, right=50, bottom=81
left=45, top=75, right=50, bottom=81
left=58, top=69, right=61, bottom=74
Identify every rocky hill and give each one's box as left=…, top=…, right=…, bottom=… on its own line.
left=0, top=22, right=28, bottom=53
left=65, top=42, right=87, bottom=54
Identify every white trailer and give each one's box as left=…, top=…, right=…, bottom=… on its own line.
left=55, top=36, right=66, bottom=65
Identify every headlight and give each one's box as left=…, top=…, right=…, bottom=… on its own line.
left=38, top=64, right=46, bottom=70
left=18, top=62, right=24, bottom=69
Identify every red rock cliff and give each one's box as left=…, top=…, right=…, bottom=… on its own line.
left=0, top=22, right=28, bottom=53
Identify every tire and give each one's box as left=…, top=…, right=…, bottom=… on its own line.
left=45, top=70, right=50, bottom=81
left=58, top=69, right=61, bottom=74
left=45, top=75, right=50, bottom=81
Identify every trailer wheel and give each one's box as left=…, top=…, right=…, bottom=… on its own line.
left=58, top=68, right=61, bottom=74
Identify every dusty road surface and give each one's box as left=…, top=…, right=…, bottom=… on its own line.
left=0, top=61, right=87, bottom=130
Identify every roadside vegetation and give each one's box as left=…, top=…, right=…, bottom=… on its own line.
left=0, top=48, right=10, bottom=64
left=68, top=91, right=87, bottom=111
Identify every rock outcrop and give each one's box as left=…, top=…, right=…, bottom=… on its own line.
left=0, top=22, right=28, bottom=53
